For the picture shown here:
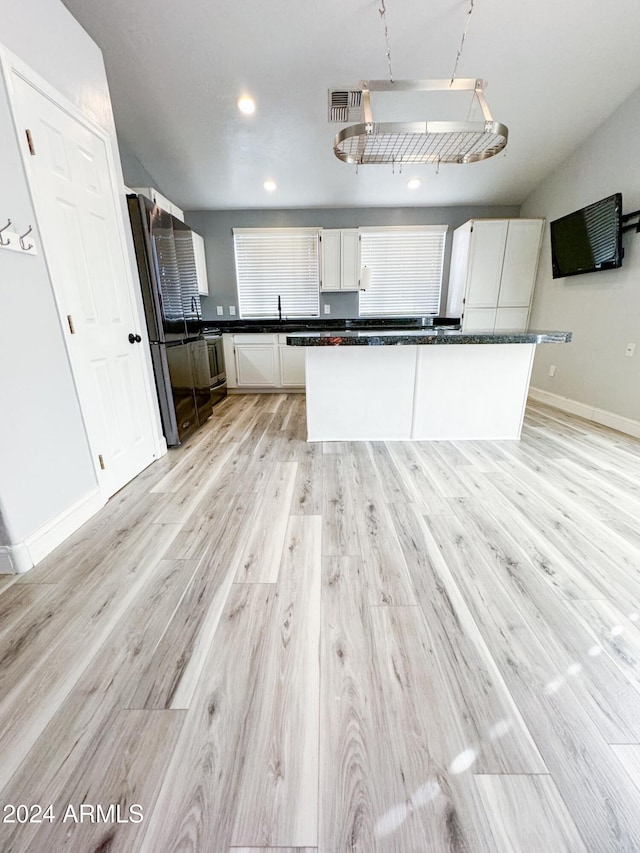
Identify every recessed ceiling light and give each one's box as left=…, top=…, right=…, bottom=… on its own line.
left=263, top=180, right=277, bottom=192
left=237, top=95, right=256, bottom=115
left=407, top=178, right=421, bottom=190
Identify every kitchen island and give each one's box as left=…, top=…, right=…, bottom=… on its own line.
left=286, top=329, right=572, bottom=441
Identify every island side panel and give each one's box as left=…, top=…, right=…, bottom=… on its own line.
left=304, top=346, right=417, bottom=441
left=411, top=343, right=535, bottom=440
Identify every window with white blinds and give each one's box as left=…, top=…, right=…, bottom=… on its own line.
left=233, top=228, right=320, bottom=318
left=359, top=226, right=447, bottom=316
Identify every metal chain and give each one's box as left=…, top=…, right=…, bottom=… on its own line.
left=378, top=0, right=394, bottom=83
left=450, top=0, right=475, bottom=83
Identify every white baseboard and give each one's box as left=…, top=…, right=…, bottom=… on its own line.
left=0, top=548, right=15, bottom=573
left=528, top=387, right=640, bottom=439
left=0, top=488, right=105, bottom=574
left=227, top=387, right=304, bottom=394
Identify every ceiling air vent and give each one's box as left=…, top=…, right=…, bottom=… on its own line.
left=328, top=89, right=363, bottom=123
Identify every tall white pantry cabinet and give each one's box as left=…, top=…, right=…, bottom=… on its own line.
left=446, top=219, right=544, bottom=332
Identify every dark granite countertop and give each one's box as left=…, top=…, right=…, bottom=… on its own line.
left=201, top=316, right=461, bottom=335
left=285, top=329, right=573, bottom=346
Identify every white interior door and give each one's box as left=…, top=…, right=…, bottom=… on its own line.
left=10, top=72, right=158, bottom=497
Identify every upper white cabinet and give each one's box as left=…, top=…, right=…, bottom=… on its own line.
left=499, top=220, right=545, bottom=307
left=320, top=228, right=361, bottom=291
left=192, top=231, right=209, bottom=296
left=134, top=185, right=207, bottom=294
left=132, top=186, right=184, bottom=221
left=447, top=218, right=544, bottom=332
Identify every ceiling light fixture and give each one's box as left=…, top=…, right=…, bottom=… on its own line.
left=333, top=0, right=508, bottom=167
left=263, top=180, right=276, bottom=192
left=237, top=95, right=256, bottom=115
left=407, top=178, right=421, bottom=189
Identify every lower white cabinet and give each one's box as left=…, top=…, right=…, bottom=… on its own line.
left=458, top=306, right=532, bottom=333
left=224, top=333, right=305, bottom=389
left=279, top=337, right=306, bottom=386
left=495, top=306, right=530, bottom=331
left=236, top=344, right=278, bottom=386
left=462, top=308, right=496, bottom=331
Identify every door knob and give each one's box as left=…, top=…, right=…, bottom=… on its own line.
left=128, top=333, right=142, bottom=344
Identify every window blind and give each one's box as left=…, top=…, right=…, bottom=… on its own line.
left=359, top=226, right=447, bottom=316
left=233, top=228, right=320, bottom=319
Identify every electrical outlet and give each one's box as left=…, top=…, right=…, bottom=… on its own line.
left=548, top=364, right=556, bottom=377
left=324, top=304, right=331, bottom=315
left=229, top=305, right=236, bottom=316
left=625, top=342, right=636, bottom=357
left=216, top=305, right=223, bottom=316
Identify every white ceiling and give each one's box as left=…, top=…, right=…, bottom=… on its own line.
left=62, top=0, right=640, bottom=211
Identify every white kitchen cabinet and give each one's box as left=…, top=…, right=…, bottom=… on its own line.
left=465, top=221, right=508, bottom=307
left=224, top=333, right=305, bottom=390
left=321, top=228, right=361, bottom=291
left=462, top=307, right=496, bottom=330
left=192, top=231, right=209, bottom=295
left=132, top=186, right=184, bottom=221
left=498, top=220, right=544, bottom=307
left=222, top=334, right=237, bottom=387
left=447, top=218, right=543, bottom=332
left=234, top=335, right=278, bottom=386
left=495, top=306, right=531, bottom=331
left=170, top=202, right=185, bottom=221
left=278, top=335, right=306, bottom=386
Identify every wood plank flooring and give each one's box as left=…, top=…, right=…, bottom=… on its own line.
left=2, top=393, right=640, bottom=852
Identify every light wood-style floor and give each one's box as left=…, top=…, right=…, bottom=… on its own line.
left=2, top=393, right=640, bottom=852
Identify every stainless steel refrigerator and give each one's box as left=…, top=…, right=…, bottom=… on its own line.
left=127, top=194, right=224, bottom=446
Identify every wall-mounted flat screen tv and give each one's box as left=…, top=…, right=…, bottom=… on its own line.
left=550, top=193, right=623, bottom=279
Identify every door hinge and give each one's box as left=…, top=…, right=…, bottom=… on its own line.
left=25, top=129, right=36, bottom=156
left=67, top=314, right=75, bottom=334
left=98, top=454, right=106, bottom=470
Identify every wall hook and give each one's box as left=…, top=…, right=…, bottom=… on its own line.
left=0, top=219, right=11, bottom=246
left=19, top=225, right=33, bottom=251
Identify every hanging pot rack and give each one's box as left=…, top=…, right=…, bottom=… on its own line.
left=333, top=78, right=508, bottom=166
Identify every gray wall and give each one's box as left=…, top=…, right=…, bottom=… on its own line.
left=522, top=83, right=640, bottom=424
left=119, top=135, right=161, bottom=190
left=0, top=0, right=117, bottom=546
left=185, top=205, right=520, bottom=320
